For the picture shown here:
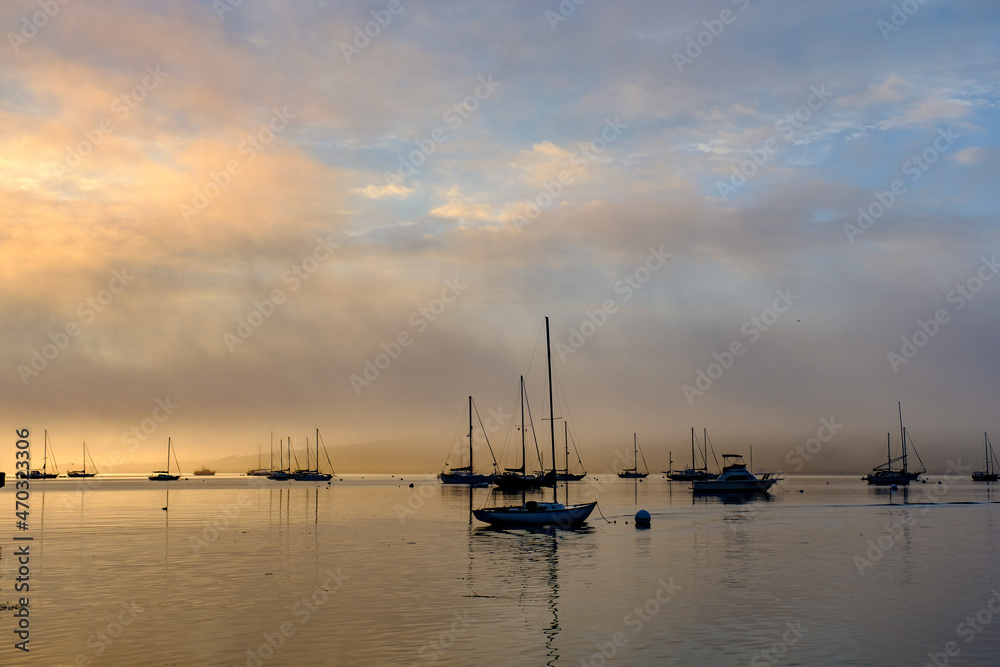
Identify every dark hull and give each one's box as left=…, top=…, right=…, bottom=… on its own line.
left=666, top=470, right=718, bottom=481
left=972, top=472, right=999, bottom=482
left=439, top=471, right=494, bottom=485
left=493, top=471, right=556, bottom=491
left=864, top=471, right=921, bottom=485
left=66, top=471, right=96, bottom=478
left=473, top=501, right=596, bottom=528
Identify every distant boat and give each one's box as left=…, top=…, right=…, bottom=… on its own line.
left=864, top=403, right=925, bottom=486
left=617, top=433, right=649, bottom=479
left=473, top=317, right=596, bottom=528
left=439, top=396, right=496, bottom=485
left=67, top=440, right=98, bottom=478
left=692, top=454, right=781, bottom=493
left=28, top=430, right=60, bottom=479
left=972, top=432, right=999, bottom=482
left=293, top=429, right=333, bottom=482
left=149, top=437, right=181, bottom=481
left=666, top=428, right=718, bottom=481
left=193, top=467, right=216, bottom=476
left=267, top=437, right=296, bottom=480
left=493, top=375, right=555, bottom=491
left=247, top=436, right=274, bottom=476
left=536, top=421, right=587, bottom=481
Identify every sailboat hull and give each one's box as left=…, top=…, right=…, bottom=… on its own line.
left=864, top=471, right=921, bottom=485
left=66, top=472, right=96, bottom=478
left=473, top=501, right=596, bottom=528
left=439, top=471, right=494, bottom=485
left=148, top=474, right=179, bottom=481
left=617, top=471, right=648, bottom=479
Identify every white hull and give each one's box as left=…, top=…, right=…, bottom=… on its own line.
left=473, top=501, right=596, bottom=528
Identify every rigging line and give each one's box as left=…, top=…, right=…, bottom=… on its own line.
left=318, top=430, right=335, bottom=473
left=638, top=435, right=650, bottom=472
left=471, top=398, right=500, bottom=468
left=552, top=364, right=586, bottom=470
left=906, top=430, right=928, bottom=472
left=593, top=502, right=613, bottom=524
left=523, top=378, right=544, bottom=470
left=441, top=400, right=470, bottom=466
left=706, top=431, right=720, bottom=471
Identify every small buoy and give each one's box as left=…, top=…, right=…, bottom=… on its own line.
left=635, top=510, right=651, bottom=529
left=161, top=507, right=167, bottom=511
left=937, top=480, right=942, bottom=484
left=890, top=484, right=898, bottom=490
left=409, top=483, right=414, bottom=488
left=799, top=489, right=804, bottom=493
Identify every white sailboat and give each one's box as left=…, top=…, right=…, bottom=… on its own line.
left=473, top=317, right=597, bottom=528
left=149, top=437, right=180, bottom=481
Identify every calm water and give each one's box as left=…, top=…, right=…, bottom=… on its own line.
left=3, top=473, right=1000, bottom=666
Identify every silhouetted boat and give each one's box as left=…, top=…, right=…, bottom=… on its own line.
left=493, top=375, right=555, bottom=491
left=267, top=436, right=296, bottom=480
left=293, top=429, right=333, bottom=482
left=29, top=430, right=60, bottom=479
left=247, top=436, right=274, bottom=476
left=193, top=467, right=216, bottom=476
left=666, top=428, right=718, bottom=481
left=149, top=437, right=181, bottom=481
left=692, top=454, right=781, bottom=493
left=439, top=396, right=496, bottom=485
left=865, top=403, right=924, bottom=486
left=66, top=440, right=97, bottom=478
left=617, top=433, right=649, bottom=478
left=535, top=422, right=587, bottom=481
left=972, top=433, right=999, bottom=482
left=474, top=317, right=596, bottom=528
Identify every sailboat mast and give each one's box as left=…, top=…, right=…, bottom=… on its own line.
left=703, top=428, right=708, bottom=472
left=633, top=433, right=638, bottom=470
left=564, top=421, right=569, bottom=473
left=167, top=437, right=171, bottom=474
left=898, top=402, right=906, bottom=473
left=690, top=427, right=694, bottom=470
left=316, top=428, right=320, bottom=473
left=468, top=395, right=474, bottom=471
left=520, top=376, right=526, bottom=473
left=545, top=317, right=557, bottom=503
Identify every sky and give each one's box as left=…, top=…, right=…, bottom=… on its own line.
left=2, top=0, right=999, bottom=474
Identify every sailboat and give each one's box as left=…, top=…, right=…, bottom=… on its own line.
left=666, top=428, right=718, bottom=481
left=493, top=375, right=555, bottom=491
left=149, top=437, right=181, bottom=481
left=864, top=402, right=925, bottom=485
left=293, top=429, right=334, bottom=481
left=440, top=396, right=496, bottom=485
left=547, top=422, right=586, bottom=481
left=473, top=317, right=596, bottom=527
left=267, top=437, right=296, bottom=480
left=247, top=435, right=274, bottom=476
left=66, top=441, right=98, bottom=478
left=972, top=433, right=999, bottom=482
left=617, top=433, right=649, bottom=478
left=28, top=430, right=61, bottom=479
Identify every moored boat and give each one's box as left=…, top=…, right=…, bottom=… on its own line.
left=66, top=440, right=98, bottom=478
left=193, top=467, right=216, bottom=476
left=692, top=454, right=781, bottom=493
left=617, top=433, right=649, bottom=479
left=439, top=396, right=496, bottom=485
left=972, top=432, right=999, bottom=482
left=149, top=437, right=181, bottom=481
left=29, top=430, right=61, bottom=479
left=474, top=318, right=596, bottom=528
left=864, top=403, right=925, bottom=486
